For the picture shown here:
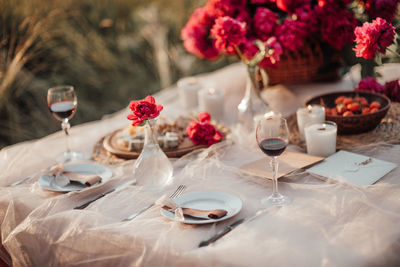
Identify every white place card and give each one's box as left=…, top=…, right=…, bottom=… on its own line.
left=307, top=150, right=397, bottom=187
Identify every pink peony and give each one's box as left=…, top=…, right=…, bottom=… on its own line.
left=276, top=19, right=307, bottom=51
left=260, top=37, right=283, bottom=68
left=354, top=17, right=395, bottom=59
left=318, top=7, right=358, bottom=50
left=127, top=96, right=163, bottom=126
left=205, top=0, right=248, bottom=21
left=383, top=80, right=400, bottom=102
left=355, top=77, right=384, bottom=93
left=211, top=16, right=247, bottom=55
left=365, top=0, right=399, bottom=22
left=253, top=7, right=278, bottom=41
left=181, top=8, right=220, bottom=60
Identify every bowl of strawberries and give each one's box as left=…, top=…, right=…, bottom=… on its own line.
left=306, top=91, right=391, bottom=134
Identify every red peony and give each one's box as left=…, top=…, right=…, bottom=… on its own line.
left=276, top=19, right=307, bottom=51
left=295, top=5, right=318, bottom=36
left=186, top=112, right=224, bottom=146
left=354, top=17, right=395, bottom=59
left=127, top=96, right=163, bottom=126
left=355, top=77, right=384, bottom=93
left=318, top=8, right=357, bottom=50
left=253, top=7, right=278, bottom=41
left=364, top=0, right=399, bottom=22
left=181, top=8, right=220, bottom=60
left=317, top=0, right=352, bottom=8
left=211, top=16, right=247, bottom=55
left=259, top=37, right=283, bottom=68
left=383, top=80, right=400, bottom=102
left=205, top=0, right=249, bottom=23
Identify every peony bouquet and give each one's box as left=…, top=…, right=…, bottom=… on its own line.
left=181, top=0, right=399, bottom=70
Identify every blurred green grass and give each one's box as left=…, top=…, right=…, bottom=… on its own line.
left=0, top=0, right=233, bottom=148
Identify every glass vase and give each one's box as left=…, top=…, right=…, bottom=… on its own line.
left=133, top=119, right=173, bottom=187
left=237, top=65, right=270, bottom=129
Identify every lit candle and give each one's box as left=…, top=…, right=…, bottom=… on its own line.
left=177, top=77, right=201, bottom=110
left=304, top=121, right=337, bottom=157
left=198, top=88, right=224, bottom=121
left=296, top=105, right=325, bottom=140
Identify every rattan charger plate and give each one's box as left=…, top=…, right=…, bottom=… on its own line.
left=288, top=102, right=400, bottom=150
left=92, top=122, right=230, bottom=165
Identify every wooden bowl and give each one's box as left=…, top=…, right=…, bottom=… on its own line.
left=306, top=91, right=391, bottom=134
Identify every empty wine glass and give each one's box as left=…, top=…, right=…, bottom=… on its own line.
left=47, top=85, right=83, bottom=161
left=256, top=116, right=290, bottom=206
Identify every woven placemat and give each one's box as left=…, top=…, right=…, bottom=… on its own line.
left=288, top=102, right=400, bottom=150
left=92, top=137, right=127, bottom=165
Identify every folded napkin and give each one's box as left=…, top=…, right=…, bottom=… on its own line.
left=157, top=195, right=227, bottom=221
left=47, top=165, right=102, bottom=187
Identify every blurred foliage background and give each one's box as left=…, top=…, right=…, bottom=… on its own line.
left=0, top=0, right=234, bottom=148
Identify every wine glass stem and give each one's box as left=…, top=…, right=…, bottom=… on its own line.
left=61, top=119, right=71, bottom=154
left=271, top=156, right=280, bottom=198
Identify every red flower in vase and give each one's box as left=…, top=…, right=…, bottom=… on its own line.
left=211, top=16, right=247, bottom=55
left=276, top=0, right=308, bottom=13
left=276, top=19, right=307, bottom=51
left=186, top=112, right=224, bottom=146
left=127, top=96, right=163, bottom=126
left=260, top=37, right=283, bottom=68
left=354, top=17, right=395, bottom=59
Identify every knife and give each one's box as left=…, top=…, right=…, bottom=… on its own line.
left=198, top=218, right=245, bottom=247
left=198, top=209, right=266, bottom=247
left=74, top=179, right=136, bottom=210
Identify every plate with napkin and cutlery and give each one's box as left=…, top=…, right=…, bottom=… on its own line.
left=38, top=163, right=113, bottom=192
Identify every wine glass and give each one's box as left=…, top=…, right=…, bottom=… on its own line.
left=47, top=85, right=83, bottom=161
left=256, top=116, right=290, bottom=206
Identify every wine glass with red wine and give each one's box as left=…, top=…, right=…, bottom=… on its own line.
left=256, top=116, right=290, bottom=206
left=47, top=85, right=83, bottom=161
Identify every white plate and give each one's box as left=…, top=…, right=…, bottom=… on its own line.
left=38, top=163, right=113, bottom=192
left=160, top=191, right=242, bottom=224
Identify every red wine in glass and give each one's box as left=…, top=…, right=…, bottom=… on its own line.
left=49, top=101, right=76, bottom=121
left=259, top=138, right=287, bottom=157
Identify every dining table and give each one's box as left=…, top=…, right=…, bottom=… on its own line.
left=1, top=63, right=400, bottom=267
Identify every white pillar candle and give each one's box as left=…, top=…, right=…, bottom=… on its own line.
left=304, top=121, right=337, bottom=157
left=296, top=105, right=325, bottom=141
left=198, top=88, right=224, bottom=121
left=177, top=77, right=201, bottom=110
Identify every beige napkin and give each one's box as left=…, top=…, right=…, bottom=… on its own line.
left=157, top=195, right=228, bottom=221
left=47, top=165, right=102, bottom=187
left=240, top=151, right=324, bottom=179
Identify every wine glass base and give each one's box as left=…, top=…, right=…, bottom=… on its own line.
left=57, top=151, right=87, bottom=163
left=261, top=194, right=291, bottom=206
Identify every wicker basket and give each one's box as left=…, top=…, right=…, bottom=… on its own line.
left=264, top=41, right=340, bottom=85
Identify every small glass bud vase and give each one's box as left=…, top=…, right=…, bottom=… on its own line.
left=238, top=65, right=270, bottom=129
left=133, top=119, right=173, bottom=187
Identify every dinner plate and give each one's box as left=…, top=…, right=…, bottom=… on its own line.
left=38, top=163, right=113, bottom=192
left=160, top=191, right=242, bottom=224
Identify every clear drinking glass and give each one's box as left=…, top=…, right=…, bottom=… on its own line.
left=47, top=85, right=83, bottom=161
left=256, top=117, right=290, bottom=206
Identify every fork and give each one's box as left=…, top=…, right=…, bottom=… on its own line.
left=122, top=185, right=186, bottom=222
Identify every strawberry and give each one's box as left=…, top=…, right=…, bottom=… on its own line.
left=343, top=97, right=353, bottom=105
left=343, top=111, right=354, bottom=117
left=362, top=107, right=370, bottom=114
left=370, top=107, right=379, bottom=113
left=336, top=104, right=347, bottom=114
left=370, top=101, right=381, bottom=109
left=335, top=96, right=346, bottom=105
left=347, top=102, right=360, bottom=113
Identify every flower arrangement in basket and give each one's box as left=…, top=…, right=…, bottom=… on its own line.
left=181, top=0, right=400, bottom=86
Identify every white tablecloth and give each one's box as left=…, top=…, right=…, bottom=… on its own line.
left=1, top=63, right=400, bottom=266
